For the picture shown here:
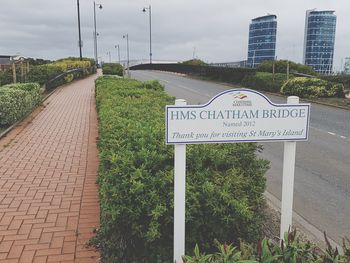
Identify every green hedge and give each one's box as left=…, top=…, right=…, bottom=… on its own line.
left=281, top=77, right=344, bottom=98
left=0, top=83, right=42, bottom=126
left=204, top=67, right=256, bottom=84
left=257, top=60, right=317, bottom=75
left=27, top=64, right=63, bottom=85
left=0, top=70, right=14, bottom=86
left=27, top=58, right=95, bottom=87
left=321, top=74, right=350, bottom=90
left=0, top=58, right=95, bottom=88
left=241, top=72, right=288, bottom=93
left=130, top=64, right=256, bottom=84
left=181, top=59, right=208, bottom=66
left=93, top=76, right=269, bottom=262
left=102, top=63, right=124, bottom=76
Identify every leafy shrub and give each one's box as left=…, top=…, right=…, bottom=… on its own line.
left=27, top=58, right=94, bottom=86
left=56, top=57, right=96, bottom=67
left=181, top=59, right=208, bottom=66
left=241, top=72, right=288, bottom=92
left=184, top=229, right=350, bottom=263
left=281, top=77, right=344, bottom=98
left=102, top=63, right=124, bottom=76
left=0, top=83, right=42, bottom=126
left=64, top=73, right=74, bottom=83
left=204, top=67, right=256, bottom=84
left=92, top=76, right=269, bottom=262
left=321, top=74, right=350, bottom=90
left=136, top=80, right=164, bottom=91
left=257, top=60, right=317, bottom=75
left=0, top=70, right=13, bottom=86
left=27, top=64, right=63, bottom=85
left=27, top=57, right=52, bottom=66
left=1, top=57, right=94, bottom=87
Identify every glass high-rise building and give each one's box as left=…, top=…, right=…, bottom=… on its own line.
left=303, top=10, right=336, bottom=75
left=247, top=15, right=277, bottom=68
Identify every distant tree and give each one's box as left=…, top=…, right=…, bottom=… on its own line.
left=27, top=58, right=52, bottom=66
left=56, top=57, right=96, bottom=66
left=344, top=58, right=350, bottom=74
left=180, top=59, right=208, bottom=66
left=257, top=60, right=317, bottom=75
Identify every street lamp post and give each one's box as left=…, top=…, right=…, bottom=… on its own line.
left=76, top=0, right=83, bottom=60
left=123, top=34, right=130, bottom=77
left=142, top=5, right=152, bottom=64
left=115, top=44, right=121, bottom=64
left=93, top=1, right=103, bottom=66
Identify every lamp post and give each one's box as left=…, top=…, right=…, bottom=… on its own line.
left=76, top=0, right=83, bottom=60
left=93, top=1, right=103, bottom=66
left=142, top=5, right=152, bottom=64
left=123, top=34, right=130, bottom=77
left=115, top=44, right=121, bottom=64
left=107, top=51, right=111, bottom=63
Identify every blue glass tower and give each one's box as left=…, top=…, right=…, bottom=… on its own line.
left=247, top=15, right=277, bottom=68
left=303, top=10, right=336, bottom=75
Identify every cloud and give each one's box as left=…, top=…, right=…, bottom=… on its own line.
left=0, top=0, right=348, bottom=70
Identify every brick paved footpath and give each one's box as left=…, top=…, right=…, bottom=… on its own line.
left=0, top=73, right=101, bottom=262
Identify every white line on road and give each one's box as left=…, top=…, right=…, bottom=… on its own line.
left=325, top=131, right=349, bottom=140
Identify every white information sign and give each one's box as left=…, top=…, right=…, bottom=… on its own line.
left=166, top=89, right=310, bottom=144
left=168, top=89, right=311, bottom=262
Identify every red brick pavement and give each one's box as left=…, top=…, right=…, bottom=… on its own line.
left=0, top=74, right=100, bottom=262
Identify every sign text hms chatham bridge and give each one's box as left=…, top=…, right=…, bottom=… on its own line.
left=166, top=89, right=310, bottom=144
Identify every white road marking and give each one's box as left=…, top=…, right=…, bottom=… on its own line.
left=326, top=131, right=348, bottom=140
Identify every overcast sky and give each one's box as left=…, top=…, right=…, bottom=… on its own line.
left=0, top=0, right=348, bottom=70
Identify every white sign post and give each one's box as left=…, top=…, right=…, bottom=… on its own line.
left=166, top=89, right=310, bottom=262
left=280, top=96, right=299, bottom=239
left=173, top=99, right=187, bottom=263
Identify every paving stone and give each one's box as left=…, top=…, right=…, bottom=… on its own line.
left=0, top=73, right=101, bottom=261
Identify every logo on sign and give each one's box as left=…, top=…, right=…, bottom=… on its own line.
left=232, top=92, right=252, bottom=107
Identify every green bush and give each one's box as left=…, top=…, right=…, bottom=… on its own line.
left=0, top=83, right=42, bottom=126
left=321, top=74, right=350, bottom=90
left=56, top=56, right=96, bottom=67
left=281, top=77, right=344, bottom=98
left=92, top=76, right=269, bottom=262
left=27, top=65, right=63, bottom=85
left=27, top=58, right=94, bottom=87
left=185, top=230, right=350, bottom=263
left=204, top=67, right=256, bottom=84
left=102, top=63, right=124, bottom=76
left=0, top=70, right=13, bottom=86
left=181, top=59, right=208, bottom=66
left=257, top=60, right=317, bottom=75
left=136, top=80, right=164, bottom=91
left=241, top=72, right=288, bottom=92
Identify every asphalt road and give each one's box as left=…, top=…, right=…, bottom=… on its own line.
left=131, top=70, right=350, bottom=244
